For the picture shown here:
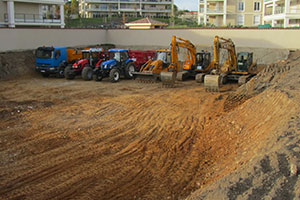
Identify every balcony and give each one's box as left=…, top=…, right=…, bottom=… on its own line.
left=141, top=8, right=171, bottom=13
left=120, top=8, right=142, bottom=12
left=85, top=0, right=172, bottom=4
left=264, top=8, right=300, bottom=16
left=86, top=0, right=119, bottom=3
left=4, top=13, right=62, bottom=25
left=2, top=0, right=64, bottom=4
left=206, top=9, right=224, bottom=14
left=86, top=7, right=119, bottom=11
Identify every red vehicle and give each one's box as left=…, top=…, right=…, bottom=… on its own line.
left=64, top=48, right=109, bottom=80
left=129, top=50, right=156, bottom=71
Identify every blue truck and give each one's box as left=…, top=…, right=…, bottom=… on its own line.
left=35, top=46, right=82, bottom=77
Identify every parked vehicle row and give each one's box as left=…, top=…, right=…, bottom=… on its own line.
left=35, top=45, right=155, bottom=82
left=35, top=36, right=259, bottom=90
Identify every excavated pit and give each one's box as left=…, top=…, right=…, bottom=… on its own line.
left=0, top=51, right=300, bottom=200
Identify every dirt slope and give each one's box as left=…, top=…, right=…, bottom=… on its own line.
left=187, top=51, right=300, bottom=200
left=0, top=52, right=299, bottom=200
left=0, top=51, right=36, bottom=80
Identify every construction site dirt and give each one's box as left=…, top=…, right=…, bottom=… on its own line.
left=1, top=52, right=300, bottom=200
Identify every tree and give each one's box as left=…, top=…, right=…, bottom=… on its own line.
left=64, top=2, right=71, bottom=18
left=71, top=0, right=79, bottom=15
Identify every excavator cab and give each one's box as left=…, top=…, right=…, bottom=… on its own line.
left=237, top=52, right=253, bottom=73
left=195, top=52, right=211, bottom=71
left=156, top=51, right=171, bottom=69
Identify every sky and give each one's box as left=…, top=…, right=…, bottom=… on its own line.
left=175, top=0, right=198, bottom=11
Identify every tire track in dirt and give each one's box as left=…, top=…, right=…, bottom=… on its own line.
left=0, top=79, right=239, bottom=200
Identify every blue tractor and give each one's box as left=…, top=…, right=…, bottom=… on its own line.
left=94, top=49, right=136, bottom=82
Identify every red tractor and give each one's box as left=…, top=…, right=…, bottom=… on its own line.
left=64, top=48, right=109, bottom=80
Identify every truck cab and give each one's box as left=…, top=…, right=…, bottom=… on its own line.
left=35, top=46, right=67, bottom=77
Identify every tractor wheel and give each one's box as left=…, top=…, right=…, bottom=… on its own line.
left=109, top=68, right=120, bottom=83
left=41, top=72, right=50, bottom=77
left=124, top=62, right=136, bottom=79
left=64, top=66, right=74, bottom=80
left=95, top=72, right=103, bottom=82
left=82, top=66, right=93, bottom=81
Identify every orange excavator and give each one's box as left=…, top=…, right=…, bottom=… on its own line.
left=133, top=35, right=215, bottom=87
left=132, top=35, right=181, bottom=86
left=174, top=37, right=214, bottom=82
left=204, top=36, right=258, bottom=92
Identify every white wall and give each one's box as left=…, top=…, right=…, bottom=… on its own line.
left=0, top=28, right=300, bottom=53
left=0, top=28, right=108, bottom=52
left=106, top=29, right=300, bottom=50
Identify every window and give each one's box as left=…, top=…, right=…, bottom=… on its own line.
left=237, top=15, right=244, bottom=25
left=55, top=50, right=61, bottom=59
left=254, top=2, right=260, bottom=11
left=253, top=15, right=260, bottom=25
left=238, top=1, right=244, bottom=12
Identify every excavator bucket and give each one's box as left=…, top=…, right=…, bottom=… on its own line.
left=133, top=72, right=160, bottom=83
left=204, top=75, right=220, bottom=92
left=160, top=72, right=176, bottom=87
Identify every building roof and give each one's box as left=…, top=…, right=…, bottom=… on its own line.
left=125, top=17, right=168, bottom=26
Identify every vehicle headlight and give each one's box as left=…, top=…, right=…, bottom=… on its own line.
left=50, top=67, right=55, bottom=70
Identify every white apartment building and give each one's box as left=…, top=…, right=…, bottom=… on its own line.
left=0, top=0, right=65, bottom=28
left=198, top=0, right=263, bottom=27
left=79, top=0, right=174, bottom=18
left=263, top=0, right=300, bottom=27
left=198, top=0, right=227, bottom=26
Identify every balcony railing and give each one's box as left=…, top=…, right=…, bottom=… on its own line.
left=264, top=8, right=300, bottom=16
left=4, top=13, right=61, bottom=24
left=85, top=0, right=172, bottom=3
left=207, top=9, right=224, bottom=13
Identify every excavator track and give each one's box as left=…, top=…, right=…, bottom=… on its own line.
left=204, top=75, right=220, bottom=92
left=161, top=72, right=176, bottom=88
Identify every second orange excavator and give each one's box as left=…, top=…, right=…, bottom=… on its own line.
left=204, top=36, right=258, bottom=92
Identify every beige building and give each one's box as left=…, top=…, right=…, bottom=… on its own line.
left=263, top=0, right=300, bottom=27
left=0, top=0, right=65, bottom=28
left=198, top=0, right=263, bottom=27
left=79, top=0, right=174, bottom=18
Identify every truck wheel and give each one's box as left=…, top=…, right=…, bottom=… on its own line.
left=64, top=66, right=74, bottom=80
left=109, top=68, right=120, bottom=83
left=124, top=62, right=136, bottom=79
left=56, top=64, right=65, bottom=78
left=82, top=66, right=93, bottom=81
left=41, top=73, right=49, bottom=77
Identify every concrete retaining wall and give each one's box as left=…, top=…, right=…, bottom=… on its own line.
left=0, top=28, right=299, bottom=64
left=1, top=28, right=300, bottom=52
left=107, top=29, right=300, bottom=50
left=0, top=28, right=108, bottom=52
